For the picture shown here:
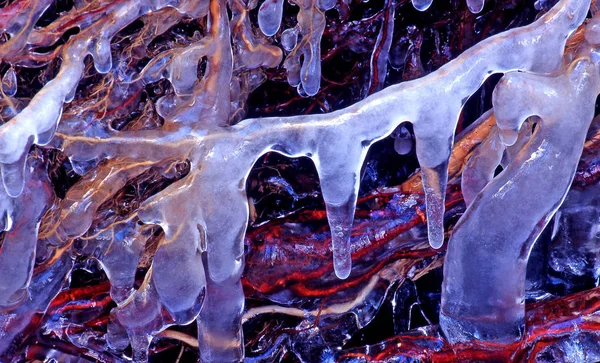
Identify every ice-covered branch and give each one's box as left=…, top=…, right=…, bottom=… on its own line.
left=0, top=0, right=597, bottom=361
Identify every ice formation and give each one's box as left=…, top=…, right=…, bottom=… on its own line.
left=0, top=0, right=597, bottom=361
left=442, top=41, right=600, bottom=344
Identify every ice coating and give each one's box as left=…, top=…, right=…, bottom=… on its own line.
left=441, top=46, right=600, bottom=344
left=366, top=0, right=396, bottom=95
left=0, top=0, right=595, bottom=361
left=283, top=0, right=336, bottom=96
left=53, top=6, right=590, bottom=359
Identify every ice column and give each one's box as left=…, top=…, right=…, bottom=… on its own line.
left=441, top=53, right=600, bottom=344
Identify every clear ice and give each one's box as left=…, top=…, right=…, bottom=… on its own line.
left=0, top=0, right=595, bottom=361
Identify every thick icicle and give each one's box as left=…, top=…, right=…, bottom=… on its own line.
left=138, top=174, right=207, bottom=319
left=314, top=139, right=368, bottom=279
left=441, top=51, right=600, bottom=345
left=0, top=157, right=52, bottom=307
left=197, top=276, right=245, bottom=363
left=461, top=124, right=505, bottom=207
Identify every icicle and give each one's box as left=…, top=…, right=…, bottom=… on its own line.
left=314, top=142, right=368, bottom=279
left=258, top=0, right=284, bottom=36
left=197, top=277, right=245, bottom=363
left=392, top=124, right=413, bottom=155
left=151, top=222, right=206, bottom=321
left=284, top=0, right=335, bottom=96
left=411, top=0, right=433, bottom=12
left=420, top=162, right=449, bottom=249
left=281, top=26, right=299, bottom=51
left=585, top=17, right=600, bottom=45
left=0, top=157, right=52, bottom=307
left=441, top=52, right=600, bottom=345
left=466, top=0, right=485, bottom=13
left=1, top=67, right=17, bottom=97
left=1, top=153, right=27, bottom=198
left=99, top=222, right=150, bottom=304
left=90, top=38, right=113, bottom=74
left=366, top=0, right=395, bottom=95
left=129, top=332, right=153, bottom=363
left=461, top=126, right=505, bottom=207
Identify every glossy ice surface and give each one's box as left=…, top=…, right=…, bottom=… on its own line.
left=0, top=0, right=599, bottom=361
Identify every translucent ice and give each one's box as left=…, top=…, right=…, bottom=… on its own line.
left=258, top=0, right=285, bottom=36
left=442, top=49, right=600, bottom=344
left=0, top=0, right=592, bottom=361
left=466, top=0, right=485, bottom=14
left=411, top=0, right=433, bottom=12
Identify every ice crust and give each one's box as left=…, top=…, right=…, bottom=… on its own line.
left=0, top=0, right=594, bottom=361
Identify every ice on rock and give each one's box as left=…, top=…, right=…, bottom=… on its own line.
left=441, top=50, right=600, bottom=344
left=258, top=0, right=284, bottom=36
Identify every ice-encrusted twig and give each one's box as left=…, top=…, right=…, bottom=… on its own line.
left=0, top=0, right=592, bottom=361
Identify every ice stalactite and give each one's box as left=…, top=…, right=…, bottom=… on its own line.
left=441, top=38, right=600, bottom=345
left=366, top=0, right=396, bottom=95
left=0, top=156, right=53, bottom=307
left=0, top=0, right=594, bottom=361
left=258, top=0, right=285, bottom=37
left=283, top=0, right=336, bottom=96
